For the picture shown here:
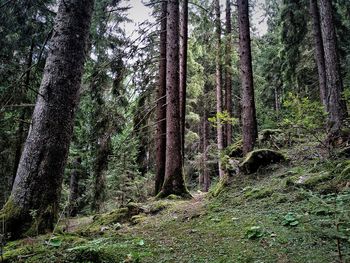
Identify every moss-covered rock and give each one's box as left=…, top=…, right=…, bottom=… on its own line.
left=239, top=149, right=286, bottom=174
left=244, top=187, right=274, bottom=200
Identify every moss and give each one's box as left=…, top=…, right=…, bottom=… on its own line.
left=302, top=172, right=333, bottom=187
left=209, top=175, right=229, bottom=197
left=239, top=149, right=286, bottom=174
left=131, top=214, right=147, bottom=225
left=224, top=140, right=243, bottom=158
left=244, top=187, right=274, bottom=200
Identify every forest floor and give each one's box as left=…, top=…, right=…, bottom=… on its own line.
left=2, top=139, right=350, bottom=263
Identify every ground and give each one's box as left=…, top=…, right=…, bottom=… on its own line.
left=1, top=140, right=350, bottom=262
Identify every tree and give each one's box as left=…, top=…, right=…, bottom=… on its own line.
left=225, top=0, right=233, bottom=146
left=0, top=0, right=94, bottom=238
left=155, top=1, right=167, bottom=195
left=158, top=0, right=190, bottom=198
left=215, top=0, right=225, bottom=179
left=319, top=0, right=348, bottom=139
left=68, top=157, right=82, bottom=217
left=238, top=0, right=257, bottom=155
left=179, top=0, right=189, bottom=161
left=310, top=0, right=328, bottom=110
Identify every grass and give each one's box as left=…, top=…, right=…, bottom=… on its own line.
left=2, top=142, right=350, bottom=262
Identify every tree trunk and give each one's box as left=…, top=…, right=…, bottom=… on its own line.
left=155, top=0, right=167, bottom=195
left=318, top=0, right=348, bottom=138
left=202, top=85, right=210, bottom=192
left=68, top=157, right=82, bottom=217
left=215, top=0, right=225, bottom=179
left=0, top=0, right=94, bottom=239
left=158, top=0, right=190, bottom=198
left=179, top=0, right=188, bottom=162
left=238, top=0, right=257, bottom=155
left=12, top=40, right=35, bottom=188
left=225, top=0, right=233, bottom=146
left=310, top=0, right=328, bottom=110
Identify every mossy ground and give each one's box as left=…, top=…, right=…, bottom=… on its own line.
left=2, top=141, right=350, bottom=262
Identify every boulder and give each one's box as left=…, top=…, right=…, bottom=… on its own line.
left=239, top=149, right=286, bottom=174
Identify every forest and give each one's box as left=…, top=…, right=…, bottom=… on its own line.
left=0, top=0, right=350, bottom=262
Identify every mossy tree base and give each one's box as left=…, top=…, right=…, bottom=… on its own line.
left=0, top=197, right=57, bottom=240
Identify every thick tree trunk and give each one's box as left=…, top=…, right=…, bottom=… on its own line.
left=12, top=41, right=35, bottom=188
left=68, top=157, right=82, bottom=217
left=215, top=0, right=225, bottom=179
left=225, top=0, right=233, bottom=146
left=155, top=1, right=167, bottom=195
left=158, top=0, right=190, bottom=198
left=179, top=0, right=188, bottom=161
left=319, top=0, right=348, bottom=138
left=0, top=0, right=94, bottom=238
left=310, top=0, right=328, bottom=110
left=238, top=0, right=257, bottom=155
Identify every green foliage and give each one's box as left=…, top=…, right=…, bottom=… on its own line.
left=282, top=212, right=299, bottom=227
left=245, top=226, right=264, bottom=239
left=208, top=110, right=238, bottom=128
left=282, top=93, right=327, bottom=130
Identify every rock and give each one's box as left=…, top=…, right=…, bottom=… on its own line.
left=239, top=149, right=286, bottom=174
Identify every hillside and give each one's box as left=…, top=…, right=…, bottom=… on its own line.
left=2, top=140, right=350, bottom=263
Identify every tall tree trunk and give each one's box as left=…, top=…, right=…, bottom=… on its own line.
left=215, top=0, right=225, bottom=179
left=225, top=0, right=233, bottom=146
left=155, top=1, right=167, bottom=195
left=0, top=0, right=94, bottom=239
left=319, top=0, right=348, bottom=138
left=202, top=84, right=210, bottom=192
left=238, top=0, right=257, bottom=155
left=310, top=0, right=328, bottom=110
left=158, top=0, right=190, bottom=198
left=179, top=0, right=188, bottom=162
left=12, top=40, right=35, bottom=188
left=68, top=157, right=82, bottom=217
left=91, top=134, right=111, bottom=212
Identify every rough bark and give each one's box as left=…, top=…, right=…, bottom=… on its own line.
left=179, top=0, right=188, bottom=161
left=0, top=0, right=94, bottom=238
left=158, top=0, right=190, bottom=198
left=68, top=157, right=82, bottom=217
left=310, top=0, right=328, bottom=110
left=215, top=0, right=225, bottom=179
left=155, top=0, right=167, bottom=195
left=319, top=0, right=348, bottom=138
left=12, top=41, right=35, bottom=187
left=225, top=0, right=233, bottom=146
left=238, top=0, right=257, bottom=155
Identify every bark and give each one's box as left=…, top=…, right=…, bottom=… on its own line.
left=68, top=157, right=82, bottom=217
left=310, top=0, right=328, bottom=110
left=238, top=0, right=257, bottom=155
left=215, top=0, right=225, bottom=179
left=155, top=0, right=167, bottom=195
left=319, top=0, right=348, bottom=138
left=158, top=0, right=190, bottom=198
left=12, top=40, right=35, bottom=188
left=179, top=0, right=188, bottom=161
left=91, top=134, right=111, bottom=212
left=202, top=85, right=210, bottom=192
left=0, top=0, right=94, bottom=238
left=225, top=0, right=233, bottom=146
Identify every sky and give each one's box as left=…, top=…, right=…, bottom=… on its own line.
left=123, top=0, right=268, bottom=39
